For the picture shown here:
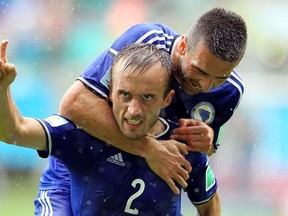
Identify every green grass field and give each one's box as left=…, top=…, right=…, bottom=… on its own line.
left=0, top=171, right=277, bottom=216
left=0, top=171, right=40, bottom=215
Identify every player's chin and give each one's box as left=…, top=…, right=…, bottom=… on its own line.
left=124, top=132, right=143, bottom=140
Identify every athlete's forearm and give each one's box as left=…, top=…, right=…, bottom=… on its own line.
left=59, top=81, right=152, bottom=158
left=0, top=88, right=22, bottom=142
left=195, top=190, right=221, bottom=216
left=0, top=87, right=46, bottom=149
left=0, top=40, right=46, bottom=149
left=0, top=86, right=21, bottom=143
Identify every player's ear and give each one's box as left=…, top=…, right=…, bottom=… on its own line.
left=162, top=90, right=175, bottom=108
left=178, top=35, right=187, bottom=55
left=109, top=88, right=113, bottom=102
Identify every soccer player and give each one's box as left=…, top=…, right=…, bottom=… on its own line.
left=35, top=7, right=247, bottom=214
left=61, top=8, right=246, bottom=186
left=0, top=43, right=220, bottom=215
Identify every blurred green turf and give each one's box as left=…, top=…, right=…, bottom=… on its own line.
left=0, top=171, right=278, bottom=216
left=0, top=171, right=40, bottom=215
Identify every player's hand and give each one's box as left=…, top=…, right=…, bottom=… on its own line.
left=0, top=40, right=17, bottom=88
left=171, top=118, right=214, bottom=153
left=144, top=137, right=192, bottom=195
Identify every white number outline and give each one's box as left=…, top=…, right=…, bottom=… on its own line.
left=124, top=179, right=145, bottom=215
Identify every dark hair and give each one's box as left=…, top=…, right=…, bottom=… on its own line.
left=111, top=43, right=173, bottom=95
left=187, top=7, right=247, bottom=62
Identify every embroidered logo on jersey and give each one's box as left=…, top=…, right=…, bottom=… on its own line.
left=191, top=102, right=215, bottom=124
left=45, top=116, right=68, bottom=127
left=205, top=165, right=216, bottom=191
left=107, top=153, right=125, bottom=166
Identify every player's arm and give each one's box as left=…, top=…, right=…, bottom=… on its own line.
left=185, top=152, right=220, bottom=215
left=59, top=81, right=191, bottom=194
left=59, top=23, right=192, bottom=194
left=195, top=190, right=221, bottom=216
left=0, top=40, right=46, bottom=150
left=173, top=72, right=244, bottom=156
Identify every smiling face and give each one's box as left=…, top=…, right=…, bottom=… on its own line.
left=110, top=60, right=174, bottom=139
left=173, top=36, right=239, bottom=95
left=173, top=8, right=247, bottom=95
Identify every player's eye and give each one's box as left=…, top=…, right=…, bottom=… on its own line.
left=141, top=94, right=153, bottom=101
left=122, top=92, right=130, bottom=98
left=120, top=91, right=130, bottom=98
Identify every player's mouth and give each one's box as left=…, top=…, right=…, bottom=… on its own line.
left=126, top=119, right=142, bottom=127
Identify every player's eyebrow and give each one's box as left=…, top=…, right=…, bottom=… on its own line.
left=193, top=65, right=230, bottom=79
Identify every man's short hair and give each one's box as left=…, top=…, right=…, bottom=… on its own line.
left=111, top=43, right=173, bottom=95
left=187, top=7, right=248, bottom=62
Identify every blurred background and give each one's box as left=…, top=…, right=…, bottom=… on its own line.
left=0, top=0, right=288, bottom=215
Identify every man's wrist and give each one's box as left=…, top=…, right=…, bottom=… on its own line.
left=136, top=136, right=158, bottom=159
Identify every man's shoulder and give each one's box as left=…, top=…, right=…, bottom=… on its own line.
left=206, top=69, right=244, bottom=100
left=40, top=114, right=90, bottom=140
left=225, top=69, right=244, bottom=93
left=128, top=23, right=175, bottom=32
left=123, top=23, right=178, bottom=40
left=41, top=115, right=77, bottom=131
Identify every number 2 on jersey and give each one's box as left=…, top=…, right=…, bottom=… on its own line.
left=124, top=179, right=145, bottom=215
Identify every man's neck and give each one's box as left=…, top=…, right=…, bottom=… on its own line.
left=147, top=119, right=166, bottom=138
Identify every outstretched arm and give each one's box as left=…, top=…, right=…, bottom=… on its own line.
left=60, top=81, right=192, bottom=194
left=0, top=40, right=46, bottom=150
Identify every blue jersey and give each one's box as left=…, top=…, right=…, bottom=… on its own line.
left=78, top=23, right=244, bottom=148
left=38, top=115, right=217, bottom=216
left=37, top=156, right=70, bottom=191
left=36, top=23, right=243, bottom=215
left=78, top=23, right=177, bottom=99
left=163, top=73, right=244, bottom=149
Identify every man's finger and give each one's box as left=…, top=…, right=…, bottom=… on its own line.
left=170, top=134, right=189, bottom=142
left=181, top=159, right=192, bottom=173
left=174, top=141, right=189, bottom=155
left=171, top=142, right=192, bottom=172
left=178, top=118, right=188, bottom=127
left=178, top=118, right=200, bottom=127
left=165, top=178, right=180, bottom=195
left=172, top=134, right=208, bottom=142
left=172, top=174, right=188, bottom=189
left=176, top=164, right=190, bottom=180
left=1, top=40, right=9, bottom=63
left=173, top=126, right=204, bottom=135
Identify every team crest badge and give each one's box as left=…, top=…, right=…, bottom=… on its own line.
left=191, top=102, right=215, bottom=124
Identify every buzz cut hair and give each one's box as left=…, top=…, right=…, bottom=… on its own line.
left=187, top=7, right=248, bottom=62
